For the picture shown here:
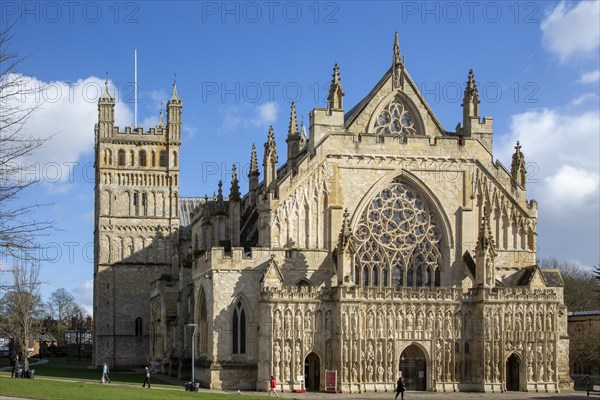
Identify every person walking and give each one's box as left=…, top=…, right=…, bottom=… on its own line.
left=11, top=355, right=21, bottom=378
left=142, top=366, right=151, bottom=388
left=102, top=362, right=111, bottom=383
left=268, top=375, right=279, bottom=397
left=395, top=376, right=406, bottom=400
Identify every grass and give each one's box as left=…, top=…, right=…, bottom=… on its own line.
left=0, top=378, right=267, bottom=400
left=0, top=357, right=268, bottom=399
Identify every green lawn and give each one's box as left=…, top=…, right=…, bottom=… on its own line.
left=0, top=357, right=268, bottom=400
left=0, top=378, right=267, bottom=400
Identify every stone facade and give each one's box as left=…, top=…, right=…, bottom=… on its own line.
left=94, top=34, right=572, bottom=392
left=93, top=81, right=181, bottom=366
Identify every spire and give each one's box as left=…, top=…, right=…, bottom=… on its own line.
left=99, top=78, right=113, bottom=102
left=392, top=32, right=405, bottom=90
left=327, top=63, right=344, bottom=111
left=249, top=143, right=259, bottom=176
left=264, top=125, right=278, bottom=164
left=511, top=141, right=526, bottom=189
left=216, top=179, right=224, bottom=208
left=288, top=101, right=299, bottom=137
left=157, top=103, right=166, bottom=128
left=477, top=212, right=495, bottom=254
left=464, top=69, right=480, bottom=104
left=299, top=117, right=308, bottom=150
left=169, top=73, right=181, bottom=103
left=230, top=164, right=241, bottom=202
left=337, top=208, right=354, bottom=253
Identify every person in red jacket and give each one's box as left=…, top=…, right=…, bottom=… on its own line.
left=269, top=375, right=279, bottom=397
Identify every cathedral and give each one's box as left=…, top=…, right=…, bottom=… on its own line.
left=93, top=34, right=572, bottom=393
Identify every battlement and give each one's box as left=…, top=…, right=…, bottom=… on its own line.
left=111, top=126, right=170, bottom=142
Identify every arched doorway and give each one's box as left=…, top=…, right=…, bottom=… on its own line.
left=304, top=352, right=320, bottom=391
left=399, top=345, right=426, bottom=391
left=506, top=353, right=520, bottom=391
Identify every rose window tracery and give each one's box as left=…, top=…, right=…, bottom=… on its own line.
left=373, top=97, right=418, bottom=136
left=354, top=178, right=443, bottom=288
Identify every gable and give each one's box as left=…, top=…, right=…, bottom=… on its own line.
left=345, top=67, right=447, bottom=138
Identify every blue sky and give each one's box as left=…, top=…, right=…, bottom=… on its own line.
left=2, top=1, right=599, bottom=312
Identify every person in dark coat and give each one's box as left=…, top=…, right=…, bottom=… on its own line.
left=142, top=366, right=151, bottom=388
left=395, top=376, right=405, bottom=399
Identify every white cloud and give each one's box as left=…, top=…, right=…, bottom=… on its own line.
left=218, top=102, right=279, bottom=134
left=4, top=74, right=132, bottom=188
left=252, top=102, right=279, bottom=127
left=570, top=92, right=598, bottom=106
left=497, top=108, right=599, bottom=264
left=579, top=69, right=600, bottom=84
left=72, top=280, right=93, bottom=316
left=541, top=1, right=600, bottom=61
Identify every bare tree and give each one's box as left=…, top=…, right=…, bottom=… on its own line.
left=0, top=24, right=54, bottom=269
left=539, top=257, right=600, bottom=311
left=0, top=262, right=44, bottom=371
left=47, top=288, right=76, bottom=322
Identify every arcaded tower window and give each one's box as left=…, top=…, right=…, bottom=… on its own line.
left=118, top=149, right=126, bottom=166
left=354, top=178, right=443, bottom=289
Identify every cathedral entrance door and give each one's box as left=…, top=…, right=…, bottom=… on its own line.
left=399, top=345, right=426, bottom=391
left=304, top=352, right=320, bottom=391
left=506, top=353, right=520, bottom=391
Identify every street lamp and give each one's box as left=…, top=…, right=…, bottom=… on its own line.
left=186, top=324, right=198, bottom=387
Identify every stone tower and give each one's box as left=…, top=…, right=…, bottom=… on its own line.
left=93, top=79, right=181, bottom=366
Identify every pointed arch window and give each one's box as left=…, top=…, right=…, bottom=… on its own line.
left=118, top=149, right=126, bottom=166
left=373, top=96, right=418, bottom=136
left=232, top=301, right=246, bottom=354
left=362, top=266, right=369, bottom=287
left=434, top=267, right=441, bottom=287
left=354, top=179, right=443, bottom=289
left=354, top=265, right=360, bottom=285
left=382, top=267, right=389, bottom=287
left=159, top=151, right=167, bottom=167
left=372, top=267, right=379, bottom=287
left=139, top=150, right=147, bottom=167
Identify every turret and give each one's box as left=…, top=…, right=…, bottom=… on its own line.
left=475, top=212, right=497, bottom=288
left=263, top=125, right=278, bottom=194
left=462, top=69, right=480, bottom=131
left=458, top=69, right=493, bottom=150
left=511, top=141, right=526, bottom=189
left=286, top=102, right=300, bottom=173
left=327, top=63, right=344, bottom=112
left=248, top=144, right=260, bottom=205
left=97, top=79, right=115, bottom=139
left=167, top=77, right=182, bottom=143
left=336, top=208, right=355, bottom=286
left=229, top=164, right=241, bottom=247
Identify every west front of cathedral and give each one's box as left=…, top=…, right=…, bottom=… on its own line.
left=93, top=35, right=572, bottom=393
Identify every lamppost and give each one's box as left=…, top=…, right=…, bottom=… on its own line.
left=187, top=324, right=198, bottom=387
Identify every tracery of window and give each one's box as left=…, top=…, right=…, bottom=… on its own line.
left=354, top=179, right=443, bottom=289
left=373, top=97, right=418, bottom=136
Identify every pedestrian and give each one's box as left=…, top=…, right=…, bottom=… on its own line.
left=395, top=376, right=405, bottom=400
left=268, top=375, right=279, bottom=397
left=11, top=355, right=21, bottom=378
left=142, top=366, right=151, bottom=388
left=102, top=362, right=111, bottom=383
